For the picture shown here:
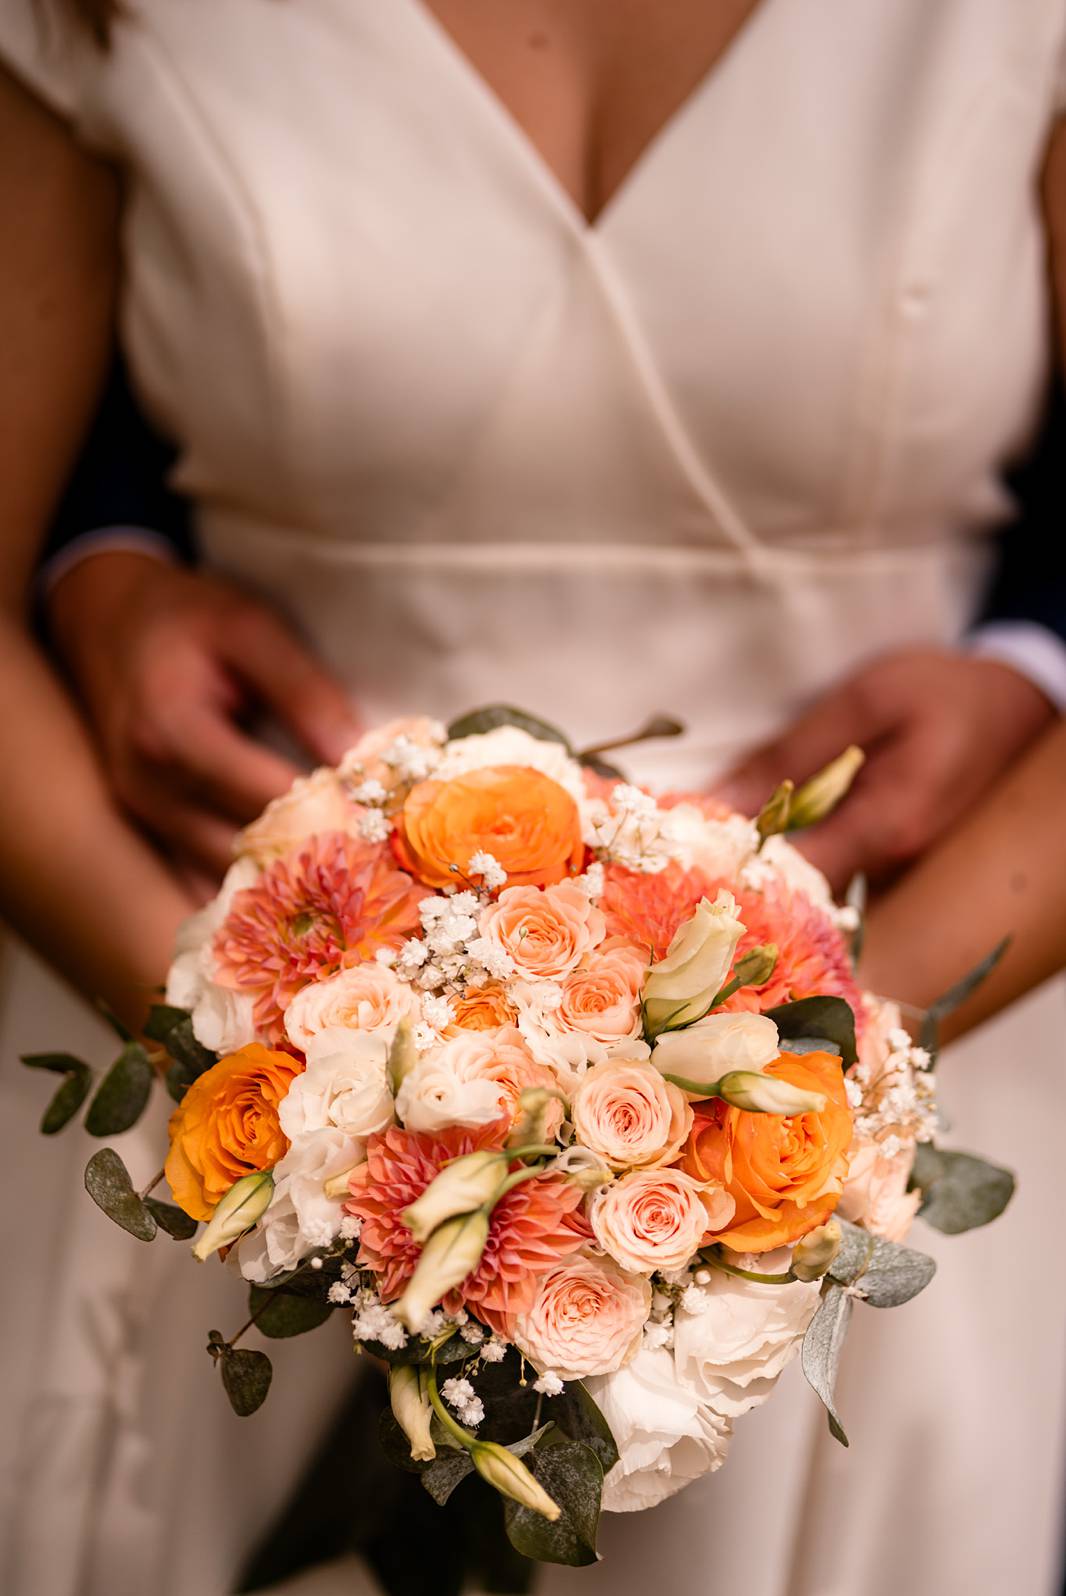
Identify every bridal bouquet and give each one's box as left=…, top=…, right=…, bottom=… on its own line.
left=25, top=706, right=1015, bottom=1568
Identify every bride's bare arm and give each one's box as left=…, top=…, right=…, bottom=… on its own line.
left=0, top=66, right=192, bottom=1023
left=860, top=722, right=1066, bottom=1039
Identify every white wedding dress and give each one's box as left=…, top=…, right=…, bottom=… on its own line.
left=1, top=1, right=1065, bottom=1592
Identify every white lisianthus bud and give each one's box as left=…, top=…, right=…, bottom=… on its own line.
left=791, top=1219, right=843, bottom=1282
left=389, top=1364, right=436, bottom=1462
left=387, top=1019, right=418, bottom=1091
left=395, top=1210, right=491, bottom=1332
left=643, top=890, right=745, bottom=1036
left=508, top=1087, right=565, bottom=1150
left=191, top=1168, right=274, bottom=1261
left=788, top=746, right=865, bottom=830
left=403, top=1150, right=509, bottom=1244
left=471, top=1442, right=561, bottom=1521
left=323, top=1163, right=364, bottom=1200
left=652, top=1012, right=780, bottom=1087
left=716, top=1070, right=826, bottom=1116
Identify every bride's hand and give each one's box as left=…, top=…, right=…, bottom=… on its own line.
left=715, top=647, right=1056, bottom=892
left=46, top=550, right=361, bottom=875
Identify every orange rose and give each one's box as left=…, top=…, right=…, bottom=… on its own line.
left=680, top=1051, right=852, bottom=1253
left=446, top=984, right=519, bottom=1032
left=394, top=764, right=585, bottom=889
left=165, top=1043, right=301, bottom=1222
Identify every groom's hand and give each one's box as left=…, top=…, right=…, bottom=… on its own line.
left=715, top=648, right=1056, bottom=893
left=46, top=551, right=361, bottom=875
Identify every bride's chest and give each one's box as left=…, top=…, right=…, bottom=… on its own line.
left=88, top=0, right=1057, bottom=541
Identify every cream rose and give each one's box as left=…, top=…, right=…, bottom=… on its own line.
left=554, top=943, right=645, bottom=1044
left=166, top=856, right=260, bottom=1053
left=571, top=1058, right=692, bottom=1171
left=672, top=1249, right=821, bottom=1417
left=395, top=1026, right=562, bottom=1134
left=278, top=1029, right=394, bottom=1144
left=587, top=1347, right=733, bottom=1512
left=509, top=1251, right=652, bottom=1380
left=236, top=767, right=365, bottom=865
left=239, top=1126, right=358, bottom=1282
left=838, top=1139, right=921, bottom=1243
left=432, top=725, right=586, bottom=803
left=478, top=881, right=606, bottom=979
left=663, top=806, right=759, bottom=880
left=591, top=1168, right=731, bottom=1274
left=284, top=961, right=419, bottom=1051
left=651, top=1010, right=779, bottom=1086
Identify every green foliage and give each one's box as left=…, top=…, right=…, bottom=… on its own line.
left=144, top=1198, right=197, bottom=1240
left=84, top=1041, right=154, bottom=1136
left=220, top=1347, right=273, bottom=1416
left=828, top=1218, right=936, bottom=1308
left=144, top=1004, right=217, bottom=1101
left=767, top=995, right=858, bottom=1066
left=84, top=1148, right=157, bottom=1241
left=247, top=1285, right=334, bottom=1339
left=909, top=1144, right=1015, bottom=1234
left=920, top=937, right=1010, bottom=1059
left=20, top=1052, right=93, bottom=1134
left=503, top=1438, right=604, bottom=1567
left=801, top=1282, right=852, bottom=1446
left=445, top=704, right=572, bottom=749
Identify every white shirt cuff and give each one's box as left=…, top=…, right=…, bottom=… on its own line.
left=967, top=621, right=1066, bottom=714
left=38, top=527, right=179, bottom=598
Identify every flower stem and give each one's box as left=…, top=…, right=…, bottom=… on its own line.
left=426, top=1361, right=478, bottom=1451
left=138, top=1167, right=165, bottom=1201
left=700, top=1250, right=796, bottom=1286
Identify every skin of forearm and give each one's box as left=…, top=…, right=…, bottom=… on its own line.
left=860, top=724, right=1066, bottom=1039
left=0, top=618, right=194, bottom=1028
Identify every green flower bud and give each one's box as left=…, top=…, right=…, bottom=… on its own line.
left=716, top=1070, right=826, bottom=1116
left=791, top=1219, right=843, bottom=1282
left=403, top=1150, right=509, bottom=1244
left=788, top=746, right=865, bottom=830
left=395, top=1209, right=491, bottom=1333
left=471, top=1442, right=560, bottom=1521
left=191, top=1169, right=274, bottom=1262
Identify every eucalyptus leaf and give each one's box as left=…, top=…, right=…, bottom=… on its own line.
left=829, top=1218, right=936, bottom=1308
left=801, top=1281, right=852, bottom=1446
left=504, top=1440, right=603, bottom=1567
left=84, top=1041, right=155, bottom=1136
left=248, top=1285, right=334, bottom=1339
left=446, top=704, right=572, bottom=750
left=144, top=1198, right=198, bottom=1240
left=544, top=1381, right=619, bottom=1473
left=767, top=995, right=857, bottom=1066
left=909, top=1144, right=1015, bottom=1234
left=84, top=1148, right=157, bottom=1242
left=920, top=937, right=1010, bottom=1057
left=94, top=998, right=135, bottom=1043
left=421, top=1449, right=476, bottom=1506
left=221, top=1347, right=273, bottom=1416
left=162, top=1017, right=217, bottom=1101
left=777, top=1036, right=841, bottom=1058
left=845, top=872, right=867, bottom=966
left=21, top=1053, right=93, bottom=1134
left=143, top=1003, right=190, bottom=1043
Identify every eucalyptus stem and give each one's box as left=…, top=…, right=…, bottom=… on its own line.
left=138, top=1168, right=165, bottom=1201
left=701, top=1250, right=796, bottom=1286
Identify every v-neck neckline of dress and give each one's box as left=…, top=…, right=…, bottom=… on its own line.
left=405, top=0, right=769, bottom=234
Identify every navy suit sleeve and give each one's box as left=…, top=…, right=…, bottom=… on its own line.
left=979, top=381, right=1066, bottom=641
left=42, top=352, right=194, bottom=563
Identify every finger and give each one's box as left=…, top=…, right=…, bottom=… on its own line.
left=713, top=682, right=900, bottom=816
left=157, top=705, right=304, bottom=823
left=220, top=609, right=361, bottom=765
left=122, top=784, right=240, bottom=877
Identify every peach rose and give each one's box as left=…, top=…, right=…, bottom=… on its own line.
left=838, top=1138, right=921, bottom=1243
left=478, top=881, right=606, bottom=979
left=237, top=768, right=366, bottom=865
left=445, top=983, right=519, bottom=1033
left=165, top=1043, right=301, bottom=1223
left=681, top=1050, right=852, bottom=1253
left=507, top=1250, right=652, bottom=1380
left=284, top=960, right=419, bottom=1051
left=393, top=765, right=585, bottom=890
left=555, top=942, right=646, bottom=1044
left=591, top=1168, right=733, bottom=1274
left=571, top=1058, right=692, bottom=1171
left=395, top=1026, right=564, bottom=1137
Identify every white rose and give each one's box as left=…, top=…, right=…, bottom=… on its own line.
left=239, top=1126, right=357, bottom=1281
left=236, top=767, right=364, bottom=864
left=642, top=890, right=744, bottom=1034
left=433, top=726, right=585, bottom=803
left=165, top=857, right=261, bottom=1051
left=651, top=1011, right=780, bottom=1086
left=279, top=1028, right=394, bottom=1143
left=586, top=1347, right=732, bottom=1513
left=395, top=1027, right=555, bottom=1134
left=838, top=1139, right=921, bottom=1243
left=672, top=1250, right=821, bottom=1418
left=663, top=807, right=758, bottom=878
left=284, top=962, right=419, bottom=1051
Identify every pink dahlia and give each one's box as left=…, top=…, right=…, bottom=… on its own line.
left=715, top=878, right=864, bottom=1032
left=345, top=1121, right=589, bottom=1334
left=212, top=831, right=424, bottom=1042
left=601, top=860, right=717, bottom=960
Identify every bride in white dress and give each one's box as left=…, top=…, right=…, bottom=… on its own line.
left=1, top=2, right=1065, bottom=1592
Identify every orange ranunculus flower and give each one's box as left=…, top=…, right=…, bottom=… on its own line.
left=446, top=983, right=519, bottom=1032
left=679, top=1050, right=852, bottom=1253
left=165, top=1043, right=301, bottom=1222
left=393, top=764, right=585, bottom=889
